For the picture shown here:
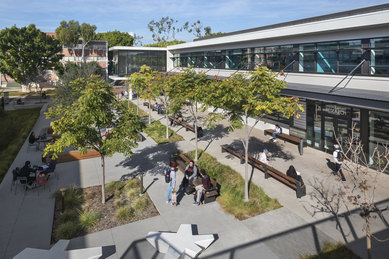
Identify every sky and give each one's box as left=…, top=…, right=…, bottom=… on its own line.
left=0, top=0, right=388, bottom=45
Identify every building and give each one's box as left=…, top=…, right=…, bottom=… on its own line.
left=108, top=4, right=389, bottom=168
left=108, top=46, right=166, bottom=82
left=162, top=4, right=389, bottom=166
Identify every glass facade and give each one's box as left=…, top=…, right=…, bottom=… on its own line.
left=173, top=37, right=389, bottom=76
left=111, top=50, right=166, bottom=76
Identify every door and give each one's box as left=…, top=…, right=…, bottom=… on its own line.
left=324, top=116, right=334, bottom=150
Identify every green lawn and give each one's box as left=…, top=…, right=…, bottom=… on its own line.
left=185, top=150, right=281, bottom=220
left=0, top=108, right=41, bottom=183
left=144, top=120, right=184, bottom=144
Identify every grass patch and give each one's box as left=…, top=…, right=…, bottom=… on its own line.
left=185, top=150, right=281, bottom=220
left=79, top=210, right=101, bottom=230
left=54, top=221, right=81, bottom=240
left=106, top=180, right=125, bottom=193
left=133, top=197, right=149, bottom=211
left=116, top=206, right=135, bottom=221
left=0, top=108, right=41, bottom=183
left=3, top=91, right=30, bottom=96
left=300, top=242, right=361, bottom=259
left=144, top=120, right=184, bottom=144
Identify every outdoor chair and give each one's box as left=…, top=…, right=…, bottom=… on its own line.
left=27, top=142, right=36, bottom=151
left=14, top=176, right=28, bottom=195
left=45, top=159, right=58, bottom=180
left=35, top=174, right=50, bottom=196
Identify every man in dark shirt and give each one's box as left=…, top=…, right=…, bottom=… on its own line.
left=28, top=132, right=40, bottom=151
left=19, top=161, right=37, bottom=185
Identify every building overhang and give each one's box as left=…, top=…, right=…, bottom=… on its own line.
left=109, top=46, right=167, bottom=51
left=283, top=83, right=389, bottom=112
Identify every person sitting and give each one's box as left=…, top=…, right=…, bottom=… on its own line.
left=286, top=165, right=304, bottom=184
left=42, top=91, right=47, bottom=99
left=180, top=160, right=198, bottom=194
left=28, top=131, right=40, bottom=151
left=202, top=174, right=212, bottom=191
left=270, top=124, right=282, bottom=142
left=176, top=111, right=183, bottom=122
left=16, top=98, right=24, bottom=105
left=259, top=148, right=271, bottom=166
left=197, top=126, right=204, bottom=138
left=19, top=161, right=37, bottom=186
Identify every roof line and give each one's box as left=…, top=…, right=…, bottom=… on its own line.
left=194, top=3, right=389, bottom=41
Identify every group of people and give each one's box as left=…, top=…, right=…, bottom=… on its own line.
left=13, top=156, right=57, bottom=189
left=165, top=159, right=213, bottom=206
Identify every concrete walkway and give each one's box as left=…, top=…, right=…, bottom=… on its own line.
left=0, top=99, right=388, bottom=258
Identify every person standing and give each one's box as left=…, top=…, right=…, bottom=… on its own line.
left=165, top=162, right=177, bottom=204
left=333, top=144, right=346, bottom=181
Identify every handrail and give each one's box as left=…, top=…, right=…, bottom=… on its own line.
left=329, top=59, right=365, bottom=93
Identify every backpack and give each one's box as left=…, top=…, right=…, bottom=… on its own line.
left=164, top=168, right=171, bottom=183
left=279, top=127, right=282, bottom=134
left=336, top=150, right=345, bottom=162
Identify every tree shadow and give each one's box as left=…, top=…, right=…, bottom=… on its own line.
left=116, top=142, right=179, bottom=180
left=229, top=136, right=295, bottom=162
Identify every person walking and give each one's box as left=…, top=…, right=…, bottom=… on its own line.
left=165, top=162, right=177, bottom=204
left=333, top=144, right=346, bottom=181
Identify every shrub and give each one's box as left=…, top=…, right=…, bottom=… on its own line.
left=114, top=199, right=126, bottom=207
left=126, top=188, right=139, bottom=199
left=79, top=210, right=101, bottom=230
left=106, top=180, right=125, bottom=193
left=133, top=197, right=148, bottom=211
left=116, top=206, right=135, bottom=221
left=300, top=242, right=361, bottom=259
left=60, top=209, right=78, bottom=223
left=63, top=187, right=83, bottom=210
left=54, top=221, right=80, bottom=240
left=114, top=189, right=121, bottom=198
left=124, top=179, right=138, bottom=190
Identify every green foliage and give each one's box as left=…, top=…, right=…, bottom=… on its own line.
left=133, top=197, right=148, bottom=211
left=203, top=32, right=224, bottom=38
left=63, top=187, right=83, bottom=210
left=300, top=242, right=361, bottom=259
left=60, top=210, right=78, bottom=223
left=80, top=23, right=97, bottom=46
left=54, top=221, right=81, bottom=240
left=144, top=40, right=186, bottom=47
left=0, top=24, right=63, bottom=86
left=114, top=199, right=126, bottom=207
left=79, top=210, right=101, bottom=230
left=144, top=120, right=184, bottom=144
left=55, top=62, right=103, bottom=106
left=106, top=180, right=125, bottom=193
left=126, top=188, right=139, bottom=199
left=148, top=17, right=183, bottom=42
left=95, top=31, right=134, bottom=48
left=124, top=179, right=139, bottom=190
left=186, top=150, right=281, bottom=220
left=0, top=108, right=40, bottom=183
left=121, top=100, right=148, bottom=117
left=116, top=206, right=135, bottom=221
left=55, top=20, right=81, bottom=48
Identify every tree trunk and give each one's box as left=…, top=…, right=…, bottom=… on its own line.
left=166, top=113, right=169, bottom=140
left=140, top=173, right=144, bottom=194
left=244, top=122, right=249, bottom=202
left=148, top=101, right=151, bottom=124
left=194, top=102, right=198, bottom=161
left=82, top=44, right=86, bottom=63
left=366, top=217, right=372, bottom=259
left=101, top=156, right=106, bottom=204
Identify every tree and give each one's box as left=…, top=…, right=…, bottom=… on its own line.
left=310, top=128, right=389, bottom=259
left=95, top=31, right=134, bottom=48
left=144, top=40, right=186, bottom=47
left=187, top=20, right=213, bottom=38
left=169, top=68, right=210, bottom=161
left=148, top=17, right=185, bottom=42
left=80, top=23, right=97, bottom=63
left=45, top=75, right=144, bottom=204
left=0, top=24, right=63, bottom=91
left=203, top=67, right=302, bottom=201
left=54, top=62, right=103, bottom=106
left=130, top=65, right=159, bottom=124
left=55, top=20, right=81, bottom=55
left=55, top=20, right=97, bottom=62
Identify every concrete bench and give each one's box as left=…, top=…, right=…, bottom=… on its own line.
left=221, top=144, right=306, bottom=198
left=264, top=129, right=306, bottom=155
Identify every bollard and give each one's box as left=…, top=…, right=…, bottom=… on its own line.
left=299, top=139, right=304, bottom=156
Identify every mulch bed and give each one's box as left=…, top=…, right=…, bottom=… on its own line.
left=51, top=184, right=159, bottom=244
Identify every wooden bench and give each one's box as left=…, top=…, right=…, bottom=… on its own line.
left=143, top=102, right=164, bottom=114
left=57, top=150, right=101, bottom=163
left=264, top=129, right=306, bottom=155
left=174, top=153, right=219, bottom=203
left=221, top=144, right=306, bottom=198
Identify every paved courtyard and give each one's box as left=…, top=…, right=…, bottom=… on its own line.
left=0, top=99, right=388, bottom=258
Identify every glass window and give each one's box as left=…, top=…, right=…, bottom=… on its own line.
left=317, top=50, right=337, bottom=73
left=299, top=52, right=315, bottom=72
left=317, top=42, right=338, bottom=50
left=339, top=40, right=361, bottom=49
left=370, top=37, right=389, bottom=75
left=369, top=111, right=389, bottom=171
